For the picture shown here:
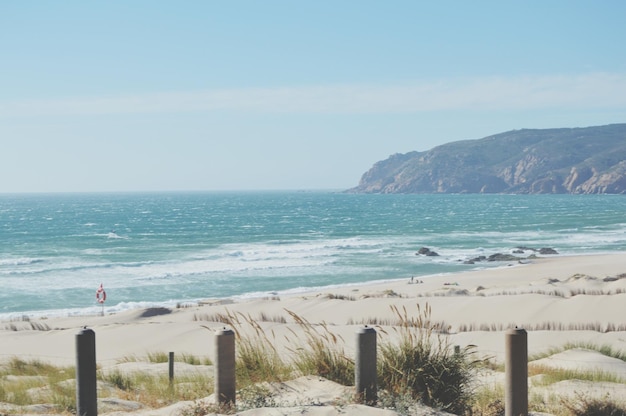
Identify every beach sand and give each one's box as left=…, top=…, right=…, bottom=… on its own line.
left=2, top=253, right=626, bottom=415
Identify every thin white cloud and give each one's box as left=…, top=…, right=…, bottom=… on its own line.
left=2, top=73, right=625, bottom=117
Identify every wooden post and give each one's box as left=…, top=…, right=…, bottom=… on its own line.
left=355, top=325, right=377, bottom=404
left=169, top=352, right=174, bottom=384
left=505, top=327, right=528, bottom=416
left=215, top=328, right=236, bottom=408
left=76, top=327, right=97, bottom=416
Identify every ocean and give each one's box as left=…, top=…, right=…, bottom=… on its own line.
left=1, top=191, right=625, bottom=319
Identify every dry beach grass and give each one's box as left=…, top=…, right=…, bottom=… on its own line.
left=2, top=253, right=626, bottom=415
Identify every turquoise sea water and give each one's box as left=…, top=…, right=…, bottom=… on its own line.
left=1, top=192, right=625, bottom=318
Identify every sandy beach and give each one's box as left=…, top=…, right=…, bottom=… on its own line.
left=2, top=252, right=626, bottom=415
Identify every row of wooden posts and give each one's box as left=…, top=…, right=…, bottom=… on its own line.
left=76, top=326, right=528, bottom=416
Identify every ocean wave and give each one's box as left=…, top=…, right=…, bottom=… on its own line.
left=2, top=192, right=626, bottom=317
left=106, top=231, right=128, bottom=239
left=0, top=258, right=157, bottom=277
left=0, top=257, right=45, bottom=267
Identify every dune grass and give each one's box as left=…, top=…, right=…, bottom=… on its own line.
left=99, top=351, right=215, bottom=407
left=377, top=303, right=479, bottom=415
left=193, top=310, right=287, bottom=324
left=457, top=321, right=626, bottom=333
left=471, top=383, right=505, bottom=416
left=0, top=357, right=76, bottom=412
left=526, top=342, right=626, bottom=386
left=0, top=355, right=213, bottom=414
left=119, top=351, right=212, bottom=366
left=99, top=370, right=213, bottom=407
left=285, top=309, right=355, bottom=386
left=530, top=341, right=626, bottom=363
left=205, top=309, right=293, bottom=386
left=3, top=306, right=626, bottom=415
left=529, top=364, right=626, bottom=385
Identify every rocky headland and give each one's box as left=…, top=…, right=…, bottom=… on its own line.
left=349, top=124, right=626, bottom=194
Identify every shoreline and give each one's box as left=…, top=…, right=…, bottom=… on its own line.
left=2, top=251, right=626, bottom=367
left=0, top=251, right=606, bottom=322
left=2, top=251, right=626, bottom=414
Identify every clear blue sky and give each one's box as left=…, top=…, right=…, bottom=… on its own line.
left=1, top=1, right=625, bottom=193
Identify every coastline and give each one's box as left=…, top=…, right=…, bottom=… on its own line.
left=0, top=250, right=610, bottom=322
left=2, top=252, right=625, bottom=364
left=2, top=251, right=626, bottom=414
left=4, top=192, right=626, bottom=326
left=0, top=254, right=532, bottom=321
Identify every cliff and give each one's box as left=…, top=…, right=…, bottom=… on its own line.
left=348, top=124, right=626, bottom=194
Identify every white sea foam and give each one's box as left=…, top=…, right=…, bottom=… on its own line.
left=0, top=257, right=43, bottom=267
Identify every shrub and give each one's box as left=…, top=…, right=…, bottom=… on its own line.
left=378, top=303, right=478, bottom=415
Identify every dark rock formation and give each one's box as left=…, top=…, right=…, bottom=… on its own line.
left=538, top=247, right=559, bottom=255
left=487, top=253, right=521, bottom=262
left=417, top=247, right=439, bottom=256
left=515, top=246, right=559, bottom=255
left=463, top=247, right=558, bottom=264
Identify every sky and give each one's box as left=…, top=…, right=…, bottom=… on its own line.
left=1, top=1, right=626, bottom=193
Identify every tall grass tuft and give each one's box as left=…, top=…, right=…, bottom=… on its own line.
left=285, top=309, right=354, bottom=386
left=378, top=303, right=478, bottom=415
left=205, top=309, right=292, bottom=386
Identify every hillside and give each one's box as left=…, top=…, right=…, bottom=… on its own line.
left=348, top=124, right=626, bottom=194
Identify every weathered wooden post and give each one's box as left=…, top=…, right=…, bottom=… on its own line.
left=505, top=327, right=528, bottom=416
left=215, top=327, right=236, bottom=408
left=168, top=352, right=175, bottom=384
left=355, top=325, right=377, bottom=404
left=76, top=327, right=97, bottom=416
